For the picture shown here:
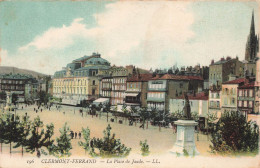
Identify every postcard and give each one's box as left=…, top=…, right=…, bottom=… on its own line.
left=0, top=0, right=259, bottom=168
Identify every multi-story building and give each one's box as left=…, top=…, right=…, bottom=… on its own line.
left=0, top=74, right=35, bottom=102
left=125, top=73, right=153, bottom=108
left=147, top=74, right=203, bottom=111
left=221, top=78, right=247, bottom=113
left=24, top=78, right=39, bottom=102
left=52, top=53, right=111, bottom=105
left=208, top=85, right=222, bottom=118
left=255, top=53, right=260, bottom=114
left=111, top=67, right=128, bottom=105
left=100, top=77, right=113, bottom=99
left=169, top=92, right=208, bottom=127
left=238, top=82, right=256, bottom=116
left=209, top=56, right=244, bottom=87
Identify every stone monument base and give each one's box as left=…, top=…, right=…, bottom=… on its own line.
left=170, top=120, right=199, bottom=156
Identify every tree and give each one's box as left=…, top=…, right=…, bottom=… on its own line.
left=0, top=113, right=7, bottom=153
left=89, top=124, right=131, bottom=158
left=104, top=103, right=111, bottom=122
left=37, top=91, right=50, bottom=105
left=210, top=111, right=259, bottom=155
left=121, top=104, right=129, bottom=124
left=49, top=122, right=72, bottom=157
left=91, top=104, right=97, bottom=117
left=140, top=140, right=150, bottom=156
left=78, top=127, right=91, bottom=154
left=12, top=93, right=18, bottom=106
left=3, top=113, right=20, bottom=156
left=13, top=115, right=31, bottom=157
left=139, top=107, right=149, bottom=130
left=25, top=116, right=54, bottom=157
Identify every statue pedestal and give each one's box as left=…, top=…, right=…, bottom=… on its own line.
left=170, top=120, right=199, bottom=156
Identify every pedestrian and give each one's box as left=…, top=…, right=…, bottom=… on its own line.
left=79, top=132, right=81, bottom=139
left=63, top=111, right=65, bottom=115
left=75, top=132, right=77, bottom=139
left=37, top=149, right=41, bottom=158
left=70, top=131, right=74, bottom=139
left=41, top=109, right=42, bottom=112
left=34, top=108, right=35, bottom=111
left=22, top=106, right=23, bottom=110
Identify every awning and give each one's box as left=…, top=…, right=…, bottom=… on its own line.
left=125, top=93, right=139, bottom=97
left=93, top=98, right=109, bottom=105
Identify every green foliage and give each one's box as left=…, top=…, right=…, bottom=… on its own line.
left=37, top=91, right=50, bottom=105
left=171, top=111, right=182, bottom=119
left=78, top=127, right=91, bottom=154
left=210, top=111, right=259, bottom=155
left=183, top=149, right=189, bottom=157
left=25, top=116, right=54, bottom=156
left=89, top=124, right=131, bottom=158
left=140, top=140, right=150, bottom=156
left=191, top=111, right=199, bottom=121
left=13, top=115, right=31, bottom=156
left=207, top=112, right=218, bottom=123
left=12, top=93, right=18, bottom=105
left=49, top=122, right=72, bottom=158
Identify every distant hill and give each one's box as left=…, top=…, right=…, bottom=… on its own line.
left=0, top=66, right=47, bottom=78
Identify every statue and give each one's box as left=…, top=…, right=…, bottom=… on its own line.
left=182, top=92, right=192, bottom=120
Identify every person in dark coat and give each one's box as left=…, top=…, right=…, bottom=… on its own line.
left=79, top=132, right=81, bottom=139
left=75, top=132, right=77, bottom=139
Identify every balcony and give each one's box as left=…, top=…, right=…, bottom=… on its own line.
left=148, top=88, right=167, bottom=92
left=147, top=97, right=165, bottom=102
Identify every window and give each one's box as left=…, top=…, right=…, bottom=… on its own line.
left=239, top=101, right=242, bottom=107
left=249, top=90, right=253, bottom=97
left=231, top=98, right=235, bottom=105
left=244, top=101, right=248, bottom=107
left=239, top=90, right=242, bottom=96
left=92, top=80, right=96, bottom=85
left=180, top=83, right=183, bottom=88
left=216, top=93, right=220, bottom=98
left=249, top=101, right=253, bottom=108
left=217, top=101, right=220, bottom=107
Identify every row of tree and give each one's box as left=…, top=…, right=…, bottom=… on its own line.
left=0, top=113, right=72, bottom=157
left=0, top=112, right=149, bottom=158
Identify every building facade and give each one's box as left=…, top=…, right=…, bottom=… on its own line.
left=208, top=86, right=222, bottom=118
left=0, top=74, right=35, bottom=102
left=52, top=53, right=110, bottom=105
left=221, top=78, right=247, bottom=112
left=169, top=92, right=208, bottom=127
left=125, top=73, right=153, bottom=108
left=238, top=82, right=256, bottom=115
left=209, top=57, right=244, bottom=87
left=147, top=74, right=203, bottom=111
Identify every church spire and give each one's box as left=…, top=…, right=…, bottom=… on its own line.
left=250, top=10, right=255, bottom=36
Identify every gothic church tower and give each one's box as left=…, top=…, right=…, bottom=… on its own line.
left=245, top=11, right=259, bottom=62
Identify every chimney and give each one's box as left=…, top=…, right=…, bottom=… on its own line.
left=211, top=59, right=214, bottom=65
left=220, top=57, right=225, bottom=61
left=226, top=56, right=231, bottom=61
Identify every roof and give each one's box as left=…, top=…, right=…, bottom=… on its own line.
left=222, top=78, right=247, bottom=85
left=73, top=55, right=90, bottom=62
left=150, top=74, right=203, bottom=81
left=176, top=92, right=208, bottom=100
left=0, top=73, right=33, bottom=80
left=238, top=81, right=255, bottom=89
left=75, top=65, right=110, bottom=71
left=127, top=73, right=153, bottom=82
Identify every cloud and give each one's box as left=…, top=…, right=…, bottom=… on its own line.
left=19, top=18, right=89, bottom=51
left=16, top=1, right=194, bottom=73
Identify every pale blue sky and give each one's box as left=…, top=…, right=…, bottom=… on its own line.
left=0, top=1, right=258, bottom=74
